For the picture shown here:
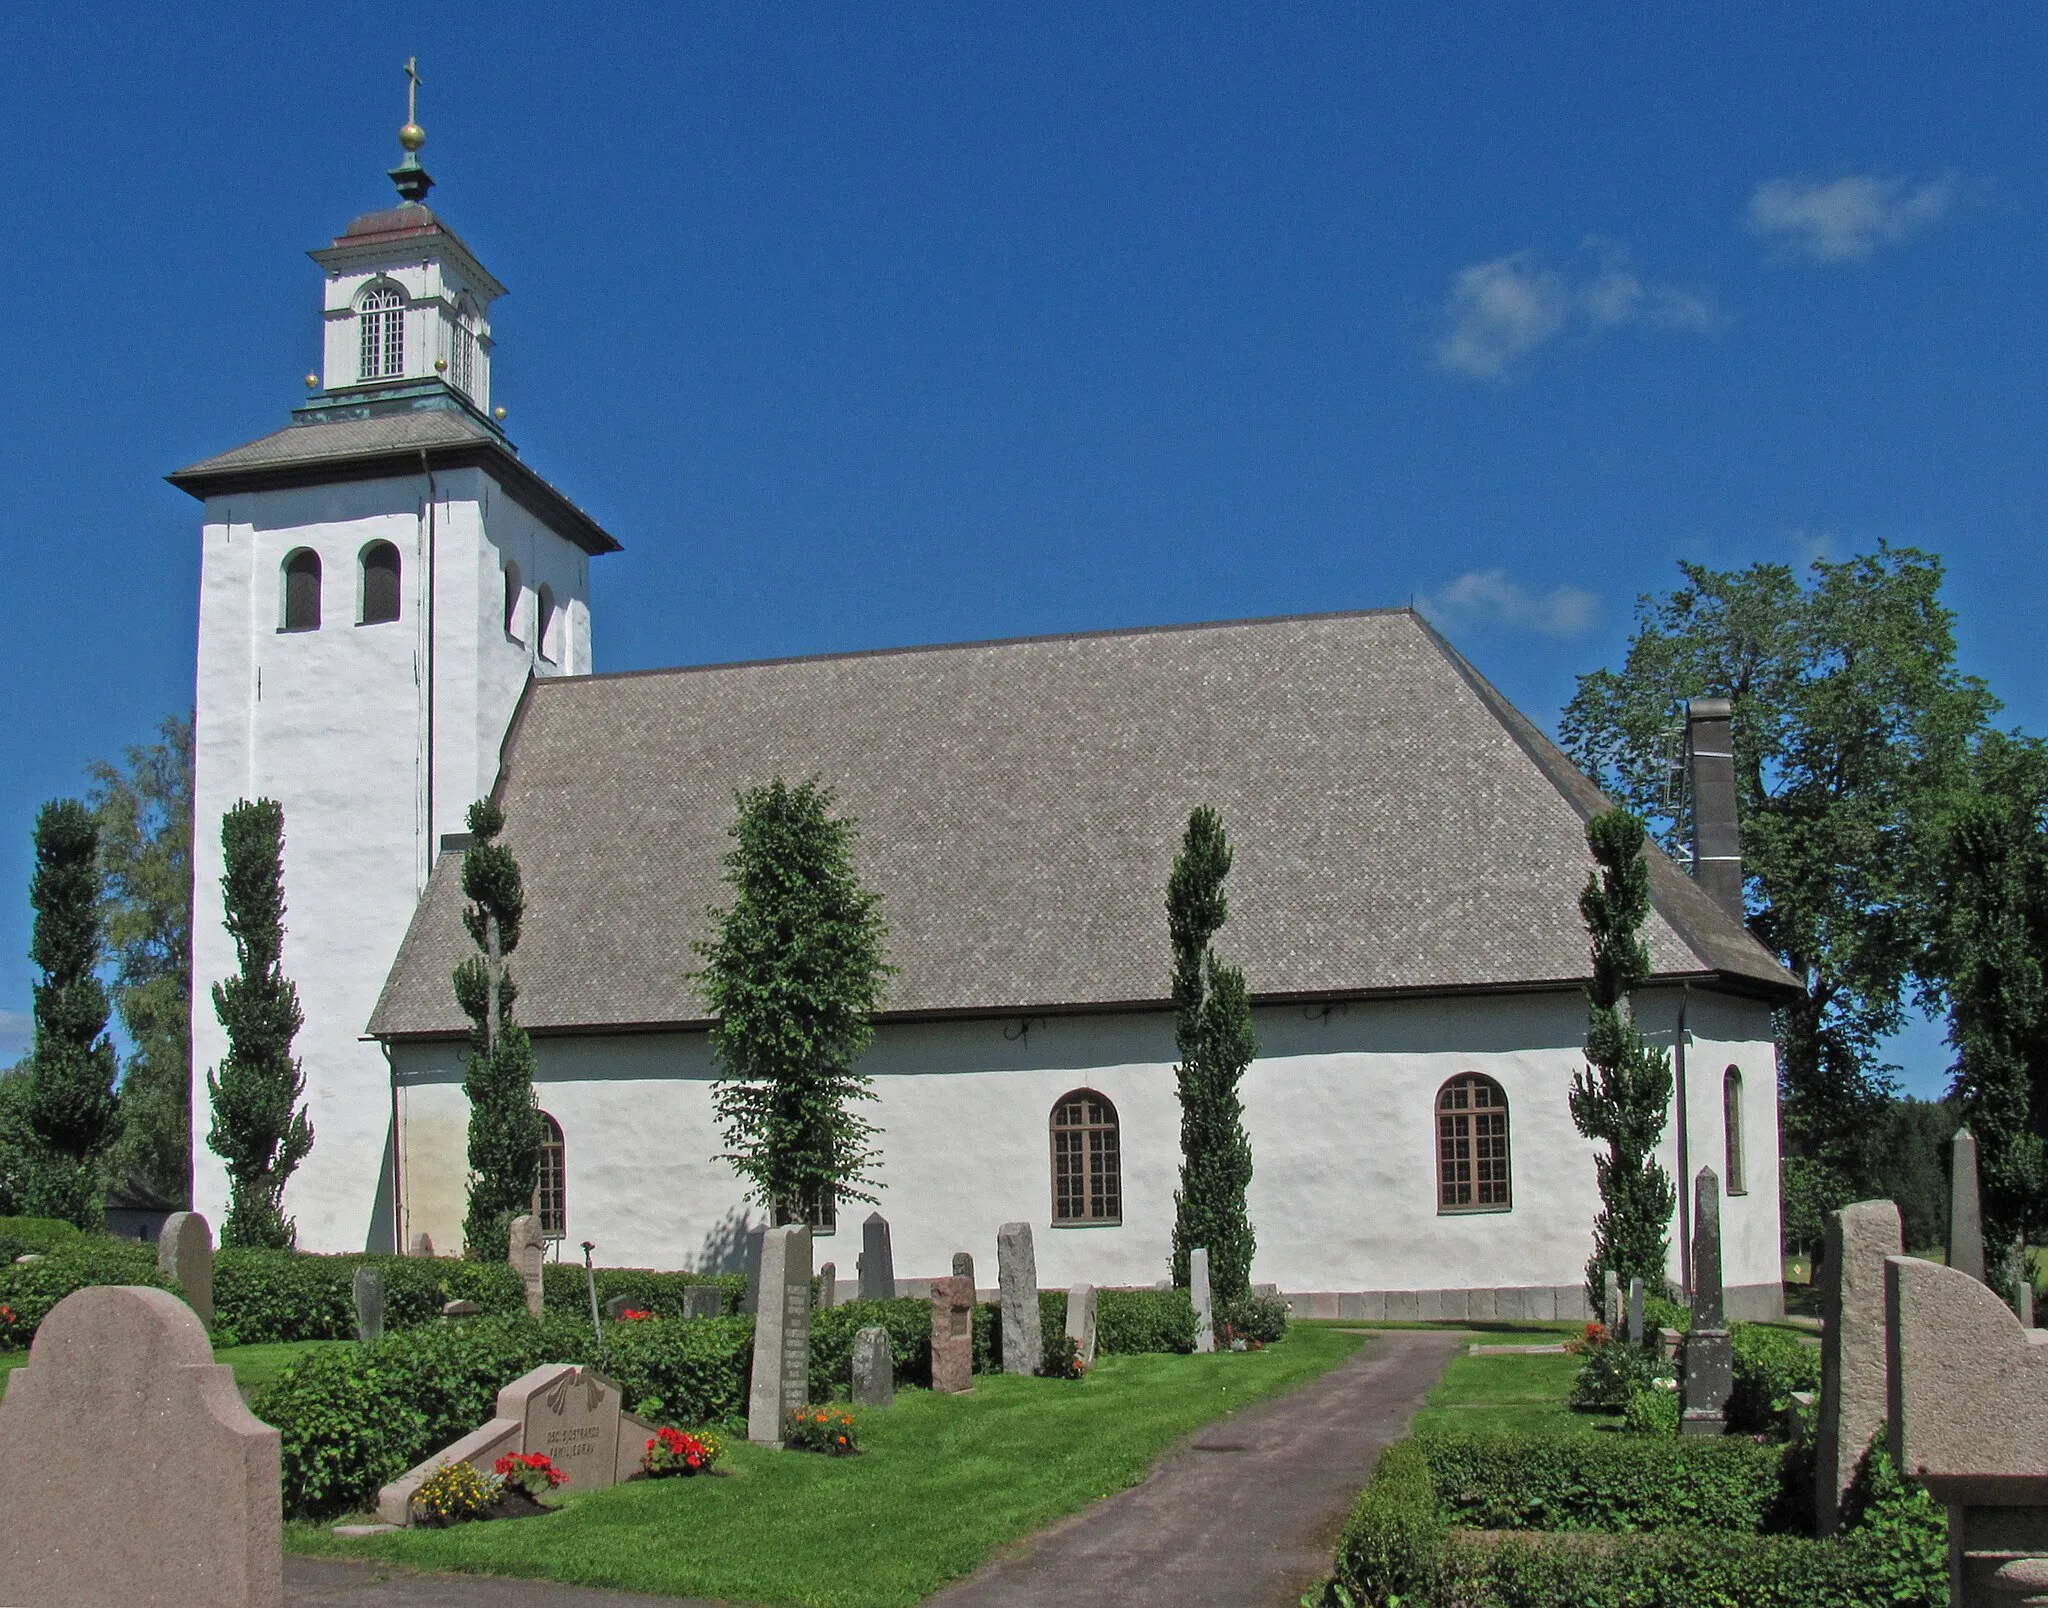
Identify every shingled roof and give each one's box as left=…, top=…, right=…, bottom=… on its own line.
left=367, top=609, right=1798, bottom=1039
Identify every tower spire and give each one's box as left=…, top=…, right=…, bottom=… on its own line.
left=389, top=56, right=434, bottom=205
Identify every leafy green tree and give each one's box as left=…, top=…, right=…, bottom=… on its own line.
left=1167, top=806, right=1258, bottom=1305
left=0, top=1062, right=34, bottom=1215
left=1923, top=733, right=2048, bottom=1294
left=88, top=713, right=194, bottom=1207
left=205, top=799, right=312, bottom=1247
left=454, top=799, right=543, bottom=1263
left=1562, top=546, right=1995, bottom=1243
left=1568, top=809, right=1677, bottom=1309
left=17, top=801, right=123, bottom=1225
left=692, top=778, right=892, bottom=1226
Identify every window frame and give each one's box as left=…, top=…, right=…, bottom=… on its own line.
left=1722, top=1067, right=1747, bottom=1196
left=535, top=1112, right=566, bottom=1240
left=357, top=283, right=406, bottom=382
left=1049, top=1088, right=1123, bottom=1226
left=358, top=540, right=402, bottom=626
left=1435, top=1072, right=1512, bottom=1215
left=280, top=548, right=322, bottom=633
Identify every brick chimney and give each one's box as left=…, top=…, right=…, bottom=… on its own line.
left=1685, top=698, right=1743, bottom=923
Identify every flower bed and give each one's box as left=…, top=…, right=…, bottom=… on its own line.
left=785, top=1406, right=860, bottom=1455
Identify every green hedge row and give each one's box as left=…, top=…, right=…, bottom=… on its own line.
left=1330, top=1435, right=1946, bottom=1608
left=1729, top=1324, right=1822, bottom=1434
left=0, top=1237, right=170, bottom=1343
left=1423, top=1434, right=1796, bottom=1533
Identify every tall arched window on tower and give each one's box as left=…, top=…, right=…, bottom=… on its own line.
left=1722, top=1068, right=1747, bottom=1196
left=281, top=549, right=321, bottom=632
left=535, top=584, right=557, bottom=663
left=359, top=541, right=401, bottom=625
left=1050, top=1090, right=1121, bottom=1223
left=450, top=296, right=479, bottom=396
left=535, top=1113, right=566, bottom=1239
left=502, top=562, right=523, bottom=640
left=358, top=284, right=405, bottom=380
left=1437, top=1073, right=1511, bottom=1212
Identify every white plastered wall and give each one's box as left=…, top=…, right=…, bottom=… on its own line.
left=391, top=987, right=1782, bottom=1305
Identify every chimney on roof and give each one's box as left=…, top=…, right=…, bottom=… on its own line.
left=1685, top=698, right=1743, bottom=924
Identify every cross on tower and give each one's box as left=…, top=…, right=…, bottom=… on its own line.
left=405, top=56, right=422, bottom=126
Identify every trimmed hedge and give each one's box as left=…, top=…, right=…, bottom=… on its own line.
left=1423, top=1434, right=1795, bottom=1534
left=1729, top=1324, right=1821, bottom=1434
left=978, top=1287, right=1199, bottom=1372
left=0, top=1238, right=170, bottom=1344
left=0, top=1215, right=89, bottom=1262
left=808, top=1298, right=934, bottom=1395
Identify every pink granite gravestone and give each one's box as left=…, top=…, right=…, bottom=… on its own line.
left=931, top=1273, right=976, bottom=1394
left=0, top=1285, right=282, bottom=1607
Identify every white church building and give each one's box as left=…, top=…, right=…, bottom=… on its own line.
left=175, top=134, right=1794, bottom=1320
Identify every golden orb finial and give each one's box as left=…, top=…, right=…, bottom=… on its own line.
left=399, top=121, right=426, bottom=153
left=493, top=406, right=507, bottom=421
left=304, top=374, right=319, bottom=390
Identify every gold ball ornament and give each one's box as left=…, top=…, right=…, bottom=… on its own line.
left=304, top=374, right=319, bottom=389
left=434, top=357, right=447, bottom=372
left=399, top=122, right=427, bottom=153
left=493, top=406, right=507, bottom=420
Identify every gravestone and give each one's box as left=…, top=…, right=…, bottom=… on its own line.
left=851, top=1325, right=895, bottom=1407
left=683, top=1284, right=725, bottom=1320
left=158, top=1210, right=214, bottom=1327
left=859, top=1212, right=897, bottom=1301
left=442, top=1298, right=480, bottom=1317
left=747, top=1223, right=814, bottom=1445
left=1949, top=1128, right=1987, bottom=1284
left=508, top=1213, right=547, bottom=1316
left=603, top=1293, right=636, bottom=1321
left=954, top=1250, right=976, bottom=1291
left=408, top=1230, right=435, bottom=1258
left=930, top=1273, right=976, bottom=1394
left=1190, top=1247, right=1216, bottom=1355
left=997, top=1221, right=1041, bottom=1376
left=818, top=1261, right=837, bottom=1309
left=0, top=1285, right=282, bottom=1606
left=352, top=1264, right=385, bottom=1344
left=377, top=1362, right=655, bottom=1524
left=1887, top=1252, right=2048, bottom=1605
left=1680, top=1167, right=1732, bottom=1437
left=742, top=1223, right=767, bottom=1314
left=1066, top=1282, right=1099, bottom=1367
left=1626, top=1275, right=1645, bottom=1346
left=1603, top=1269, right=1621, bottom=1332
left=1817, top=1199, right=1902, bottom=1534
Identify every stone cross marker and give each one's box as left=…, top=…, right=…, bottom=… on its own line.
left=1066, top=1282, right=1099, bottom=1367
left=953, top=1250, right=976, bottom=1292
left=352, top=1264, right=385, bottom=1344
left=859, top=1211, right=897, bottom=1301
left=1949, top=1127, right=1987, bottom=1285
left=818, top=1261, right=837, bottom=1309
left=1681, top=1167, right=1732, bottom=1436
left=683, top=1284, right=725, bottom=1320
left=1626, top=1275, right=1645, bottom=1346
left=1190, top=1247, right=1216, bottom=1354
left=1887, top=1252, right=2048, bottom=1605
left=1817, top=1199, right=1902, bottom=1534
left=508, top=1213, right=547, bottom=1316
left=930, top=1273, right=975, bottom=1393
left=0, top=1285, right=283, bottom=1607
left=742, top=1223, right=767, bottom=1314
left=1603, top=1269, right=1621, bottom=1332
left=158, top=1209, right=214, bottom=1327
left=997, top=1221, right=1042, bottom=1375
left=747, top=1223, right=814, bottom=1445
left=851, top=1324, right=895, bottom=1407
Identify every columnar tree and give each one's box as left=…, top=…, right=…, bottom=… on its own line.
left=1167, top=806, right=1258, bottom=1305
left=454, top=799, right=543, bottom=1262
left=19, top=800, right=122, bottom=1226
left=692, top=778, right=891, bottom=1226
left=1568, top=808, right=1677, bottom=1312
left=1924, top=733, right=2048, bottom=1296
left=205, top=799, right=312, bottom=1247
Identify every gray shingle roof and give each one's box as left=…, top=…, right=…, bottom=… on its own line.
left=167, top=408, right=620, bottom=555
left=367, top=609, right=1798, bottom=1039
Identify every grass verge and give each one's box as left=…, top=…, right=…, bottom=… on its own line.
left=1410, top=1348, right=1613, bottom=1437
left=288, top=1326, right=1366, bottom=1608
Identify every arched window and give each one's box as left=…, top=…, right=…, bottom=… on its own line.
left=1051, top=1090, right=1121, bottom=1223
left=1437, top=1073, right=1511, bottom=1212
left=450, top=296, right=479, bottom=396
left=281, top=549, right=321, bottom=632
left=502, top=561, right=523, bottom=640
left=535, top=1113, right=566, bottom=1239
left=358, top=284, right=405, bottom=380
left=1723, top=1068, right=1746, bottom=1196
left=535, top=584, right=557, bottom=663
left=359, top=541, right=401, bottom=625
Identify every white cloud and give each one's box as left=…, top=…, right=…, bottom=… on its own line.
left=0, top=1008, right=28, bottom=1065
left=1434, top=244, right=1722, bottom=381
left=1420, top=570, right=1601, bottom=637
left=1746, top=173, right=1957, bottom=262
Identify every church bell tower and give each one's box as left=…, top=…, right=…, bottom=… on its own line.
left=171, top=78, right=622, bottom=1253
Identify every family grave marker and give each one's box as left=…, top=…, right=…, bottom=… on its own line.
left=1067, top=1282, right=1098, bottom=1367
left=1816, top=1198, right=1902, bottom=1534
left=684, top=1284, right=725, bottom=1320
left=859, top=1212, right=897, bottom=1300
left=352, top=1264, right=385, bottom=1343
left=998, top=1221, right=1041, bottom=1375
left=852, top=1325, right=895, bottom=1407
left=1190, top=1247, right=1216, bottom=1355
left=0, top=1285, right=282, bottom=1607
left=1680, top=1167, right=1732, bottom=1436
left=930, top=1273, right=975, bottom=1393
left=508, top=1213, right=547, bottom=1315
left=1626, top=1275, right=1645, bottom=1346
left=157, top=1209, right=213, bottom=1326
left=818, top=1260, right=837, bottom=1309
left=747, top=1224, right=813, bottom=1445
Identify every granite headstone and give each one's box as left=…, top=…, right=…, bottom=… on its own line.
left=851, top=1324, right=895, bottom=1407
left=508, top=1213, right=548, bottom=1316
left=1190, top=1247, right=1216, bottom=1355
left=997, top=1221, right=1041, bottom=1376
left=818, top=1261, right=837, bottom=1309
left=352, top=1264, right=385, bottom=1344
left=930, top=1273, right=976, bottom=1394
left=1626, top=1275, right=1645, bottom=1346
left=1603, top=1269, right=1621, bottom=1333
left=1680, top=1167, right=1732, bottom=1437
left=747, top=1223, right=814, bottom=1445
left=859, top=1212, right=897, bottom=1301
left=1948, top=1127, right=1987, bottom=1285
left=683, top=1284, right=725, bottom=1321
left=1066, top=1282, right=1098, bottom=1367
left=157, top=1210, right=214, bottom=1327
left=1817, top=1199, right=1903, bottom=1534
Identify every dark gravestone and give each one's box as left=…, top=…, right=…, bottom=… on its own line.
left=603, top=1294, right=636, bottom=1321
left=953, top=1251, right=976, bottom=1292
left=858, top=1213, right=896, bottom=1302
left=742, top=1224, right=767, bottom=1314
left=683, top=1285, right=724, bottom=1321
left=1681, top=1167, right=1732, bottom=1436
left=352, top=1265, right=385, bottom=1344
left=817, top=1261, right=837, bottom=1310
left=1626, top=1276, right=1645, bottom=1346
left=851, top=1325, right=894, bottom=1407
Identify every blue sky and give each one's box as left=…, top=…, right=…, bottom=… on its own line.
left=2, top=5, right=2043, bottom=1093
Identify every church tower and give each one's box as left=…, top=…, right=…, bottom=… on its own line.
left=171, top=90, right=621, bottom=1252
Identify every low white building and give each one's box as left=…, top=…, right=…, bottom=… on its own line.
left=179, top=139, right=1794, bottom=1319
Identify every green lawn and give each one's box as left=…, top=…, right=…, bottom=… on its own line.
left=0, top=1338, right=350, bottom=1395
left=1410, top=1348, right=1616, bottom=1437
left=289, top=1326, right=1368, bottom=1608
